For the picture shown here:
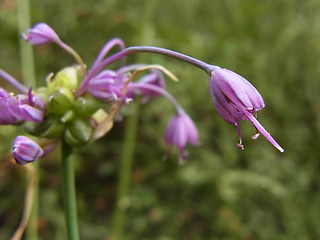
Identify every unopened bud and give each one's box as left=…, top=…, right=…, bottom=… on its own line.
left=12, top=136, right=43, bottom=165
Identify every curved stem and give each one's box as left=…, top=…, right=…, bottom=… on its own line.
left=129, top=83, right=184, bottom=114
left=124, top=46, right=215, bottom=74
left=61, top=140, right=80, bottom=240
left=56, top=40, right=86, bottom=76
left=11, top=164, right=37, bottom=240
left=76, top=46, right=217, bottom=98
left=92, top=38, right=126, bottom=69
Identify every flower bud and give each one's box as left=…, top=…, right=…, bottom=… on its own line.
left=209, top=67, right=284, bottom=152
left=48, top=88, right=74, bottom=114
left=12, top=136, right=43, bottom=165
left=74, top=97, right=103, bottom=116
left=22, top=23, right=60, bottom=45
left=64, top=118, right=93, bottom=146
left=165, top=113, right=199, bottom=164
left=49, top=66, right=80, bottom=91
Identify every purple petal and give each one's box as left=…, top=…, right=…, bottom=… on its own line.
left=19, top=104, right=44, bottom=123
left=243, top=110, right=284, bottom=152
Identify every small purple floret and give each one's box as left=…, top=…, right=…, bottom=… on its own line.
left=209, top=67, right=284, bottom=152
left=22, top=23, right=60, bottom=45
left=12, top=136, right=44, bottom=165
left=165, top=113, right=199, bottom=164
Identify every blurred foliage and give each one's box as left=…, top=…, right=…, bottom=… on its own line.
left=1, top=0, right=320, bottom=239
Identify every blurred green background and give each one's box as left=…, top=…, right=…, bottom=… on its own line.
left=1, top=0, right=320, bottom=239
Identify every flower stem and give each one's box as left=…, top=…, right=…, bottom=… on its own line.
left=113, top=98, right=140, bottom=240
left=76, top=46, right=217, bottom=98
left=124, top=46, right=216, bottom=74
left=17, top=0, right=36, bottom=89
left=56, top=40, right=87, bottom=76
left=61, top=140, right=80, bottom=240
left=129, top=83, right=184, bottom=114
left=17, top=0, right=38, bottom=239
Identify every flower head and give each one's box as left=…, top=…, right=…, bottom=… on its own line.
left=22, top=23, right=60, bottom=45
left=209, top=67, right=284, bottom=152
left=165, top=113, right=199, bottom=164
left=12, top=136, right=44, bottom=165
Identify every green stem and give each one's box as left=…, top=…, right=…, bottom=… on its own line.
left=17, top=0, right=36, bottom=88
left=17, top=0, right=38, bottom=239
left=113, top=99, right=140, bottom=240
left=61, top=141, right=80, bottom=240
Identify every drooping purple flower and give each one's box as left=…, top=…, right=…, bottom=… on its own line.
left=87, top=70, right=128, bottom=101
left=209, top=67, right=284, bottom=152
left=22, top=23, right=60, bottom=45
left=0, top=88, right=45, bottom=125
left=165, top=113, right=199, bottom=164
left=127, top=70, right=165, bottom=99
left=12, top=136, right=44, bottom=165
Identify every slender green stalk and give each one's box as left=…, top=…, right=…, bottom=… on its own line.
left=113, top=99, right=140, bottom=240
left=61, top=140, right=80, bottom=240
left=17, top=1, right=38, bottom=239
left=17, top=0, right=36, bottom=88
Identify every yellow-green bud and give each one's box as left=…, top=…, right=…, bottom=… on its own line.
left=64, top=118, right=93, bottom=146
left=74, top=97, right=103, bottom=116
left=48, top=88, right=74, bottom=114
left=48, top=66, right=80, bottom=91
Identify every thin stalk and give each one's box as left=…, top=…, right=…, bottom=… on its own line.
left=17, top=0, right=38, bottom=239
left=61, top=141, right=80, bottom=240
left=17, top=0, right=36, bottom=88
left=113, top=99, right=140, bottom=240
left=56, top=40, right=86, bottom=76
left=129, top=83, right=184, bottom=114
left=76, top=46, right=217, bottom=98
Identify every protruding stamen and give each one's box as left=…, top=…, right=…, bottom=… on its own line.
left=236, top=122, right=244, bottom=150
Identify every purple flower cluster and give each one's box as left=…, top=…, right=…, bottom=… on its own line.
left=0, top=22, right=284, bottom=166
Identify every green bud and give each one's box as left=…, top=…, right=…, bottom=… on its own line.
left=60, top=110, right=75, bottom=123
left=48, top=88, right=74, bottom=114
left=64, top=118, right=93, bottom=146
left=74, top=97, right=103, bottom=116
left=48, top=66, right=80, bottom=91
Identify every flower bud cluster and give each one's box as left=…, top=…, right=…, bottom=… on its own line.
left=26, top=67, right=103, bottom=146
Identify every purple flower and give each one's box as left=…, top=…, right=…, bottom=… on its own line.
left=165, top=113, right=199, bottom=164
left=87, top=70, right=128, bottom=101
left=22, top=23, right=60, bottom=45
left=127, top=70, right=165, bottom=99
left=0, top=88, right=45, bottom=125
left=209, top=67, right=284, bottom=152
left=12, top=136, right=44, bottom=165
